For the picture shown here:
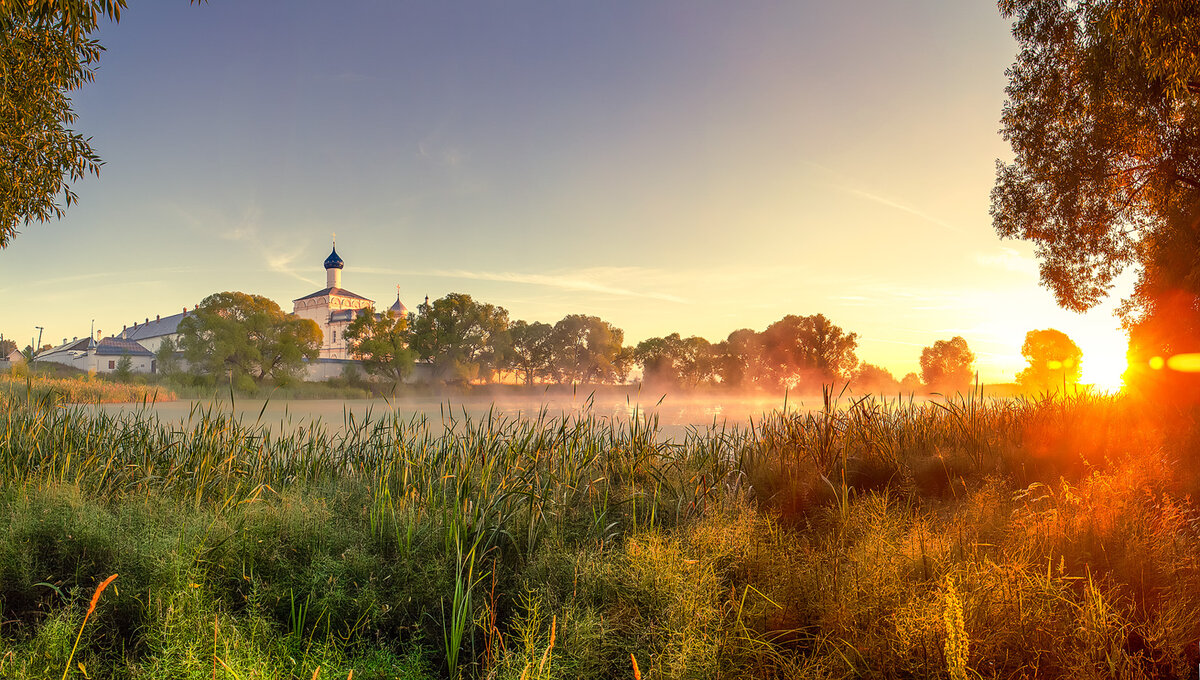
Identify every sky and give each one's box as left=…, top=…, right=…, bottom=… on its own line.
left=0, top=1, right=1136, bottom=387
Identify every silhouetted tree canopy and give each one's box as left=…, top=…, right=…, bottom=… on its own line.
left=715, top=329, right=767, bottom=389
left=920, top=336, right=975, bottom=394
left=758, top=314, right=858, bottom=390
left=994, top=1, right=1200, bottom=398
left=1017, top=328, right=1082, bottom=391
left=851, top=363, right=900, bottom=394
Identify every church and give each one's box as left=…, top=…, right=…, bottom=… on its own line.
left=34, top=243, right=415, bottom=380
left=293, top=244, right=411, bottom=379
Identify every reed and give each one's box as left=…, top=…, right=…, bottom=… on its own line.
left=0, top=387, right=1190, bottom=678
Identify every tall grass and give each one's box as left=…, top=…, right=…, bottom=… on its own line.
left=0, top=387, right=1194, bottom=678
left=1, top=374, right=176, bottom=404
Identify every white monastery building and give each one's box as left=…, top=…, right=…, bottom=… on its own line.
left=292, top=246, right=375, bottom=361
left=32, top=243, right=414, bottom=380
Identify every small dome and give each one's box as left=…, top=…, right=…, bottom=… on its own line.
left=324, top=247, right=344, bottom=270
left=389, top=294, right=408, bottom=316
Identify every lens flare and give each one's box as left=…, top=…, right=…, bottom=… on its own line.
left=1166, top=353, right=1200, bottom=372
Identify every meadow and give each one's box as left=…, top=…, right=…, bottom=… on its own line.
left=0, top=381, right=1197, bottom=679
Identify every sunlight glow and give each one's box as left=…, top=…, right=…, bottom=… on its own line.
left=1079, top=337, right=1128, bottom=393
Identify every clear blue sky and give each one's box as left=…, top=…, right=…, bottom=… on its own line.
left=0, top=1, right=1133, bottom=384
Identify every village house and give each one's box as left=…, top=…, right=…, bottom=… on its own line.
left=34, top=336, right=156, bottom=374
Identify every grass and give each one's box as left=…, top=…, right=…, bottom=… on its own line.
left=0, top=386, right=1197, bottom=678
left=0, top=373, right=176, bottom=404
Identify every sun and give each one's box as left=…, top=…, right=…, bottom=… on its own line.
left=1078, top=336, right=1128, bottom=393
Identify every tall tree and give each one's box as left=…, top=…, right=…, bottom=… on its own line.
left=851, top=363, right=900, bottom=394
left=505, top=320, right=554, bottom=385
left=177, top=291, right=320, bottom=385
left=344, top=308, right=416, bottom=384
left=992, top=1, right=1200, bottom=393
left=758, top=314, right=858, bottom=390
left=408, top=293, right=509, bottom=384
left=919, top=336, right=975, bottom=394
left=635, top=334, right=683, bottom=388
left=716, top=328, right=767, bottom=389
left=549, top=315, right=624, bottom=384
left=634, top=333, right=716, bottom=389
left=1017, top=328, right=1083, bottom=391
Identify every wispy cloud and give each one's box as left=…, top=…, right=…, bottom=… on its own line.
left=0, top=268, right=197, bottom=296
left=169, top=201, right=318, bottom=286
left=841, top=187, right=959, bottom=232
left=975, top=247, right=1038, bottom=275
left=798, top=160, right=959, bottom=233
left=358, top=265, right=690, bottom=303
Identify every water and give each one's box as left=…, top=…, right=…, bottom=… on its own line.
left=87, top=389, right=824, bottom=439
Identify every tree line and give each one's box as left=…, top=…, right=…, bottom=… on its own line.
left=6, top=290, right=1087, bottom=395
left=157, top=290, right=1091, bottom=395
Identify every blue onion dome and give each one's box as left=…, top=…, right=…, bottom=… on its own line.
left=324, top=247, right=344, bottom=270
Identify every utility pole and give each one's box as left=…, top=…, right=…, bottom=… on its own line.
left=34, top=326, right=43, bottom=352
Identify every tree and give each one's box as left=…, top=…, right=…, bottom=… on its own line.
left=1, top=2, right=117, bottom=247
left=408, top=293, right=509, bottom=384
left=1016, top=328, right=1083, bottom=392
left=113, top=354, right=132, bottom=381
left=634, top=333, right=716, bottom=389
left=0, top=338, right=15, bottom=356
left=635, top=334, right=683, bottom=388
left=758, top=314, right=858, bottom=390
left=992, top=1, right=1200, bottom=395
left=548, top=314, right=625, bottom=384
left=505, top=320, right=554, bottom=385
left=177, top=291, right=320, bottom=385
left=155, top=336, right=181, bottom=376
left=899, top=372, right=923, bottom=393
left=344, top=308, right=416, bottom=384
left=920, top=336, right=975, bottom=394
left=851, top=363, right=900, bottom=394
left=715, top=328, right=767, bottom=389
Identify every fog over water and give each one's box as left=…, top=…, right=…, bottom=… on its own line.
left=89, top=389, right=900, bottom=440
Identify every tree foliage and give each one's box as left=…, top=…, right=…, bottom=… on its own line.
left=548, top=314, right=625, bottom=384
left=851, top=362, right=900, bottom=394
left=409, top=293, right=509, bottom=384
left=993, top=0, right=1200, bottom=314
left=177, top=292, right=320, bottom=385
left=757, top=314, right=858, bottom=390
left=0, top=2, right=124, bottom=247
left=920, top=336, right=975, bottom=393
left=344, top=308, right=416, bottom=384
left=155, top=336, right=180, bottom=376
left=505, top=320, right=554, bottom=385
left=112, top=354, right=132, bottom=381
left=1016, top=328, right=1082, bottom=391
